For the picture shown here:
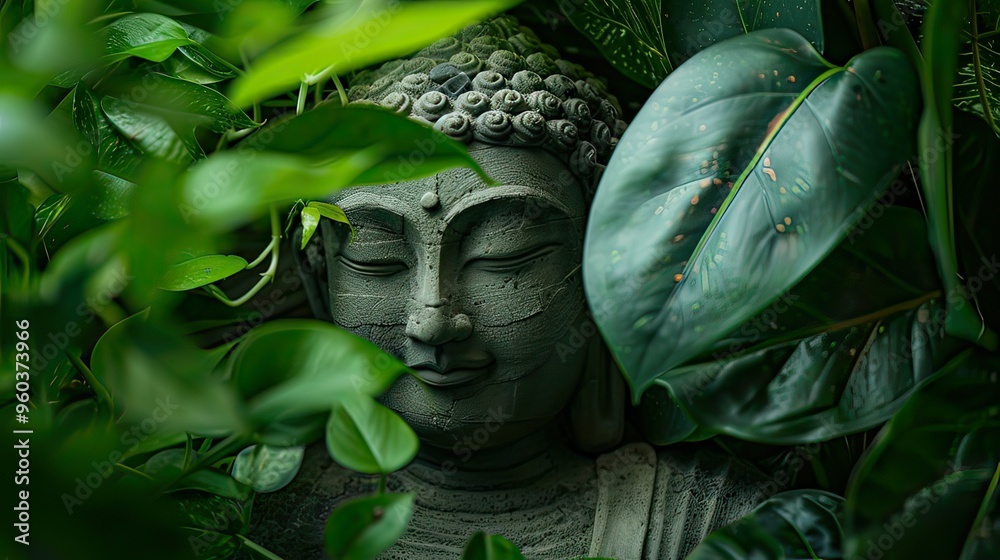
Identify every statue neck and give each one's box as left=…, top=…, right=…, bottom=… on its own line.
left=411, top=420, right=576, bottom=486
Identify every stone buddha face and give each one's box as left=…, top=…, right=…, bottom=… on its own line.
left=320, top=143, right=590, bottom=451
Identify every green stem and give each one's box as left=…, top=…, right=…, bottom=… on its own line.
left=115, top=463, right=155, bottom=481
left=206, top=206, right=280, bottom=308
left=854, top=0, right=882, bottom=50
left=246, top=237, right=276, bottom=270
left=332, top=74, right=348, bottom=107
left=2, top=235, right=32, bottom=291
left=296, top=81, right=308, bottom=115
left=66, top=351, right=114, bottom=411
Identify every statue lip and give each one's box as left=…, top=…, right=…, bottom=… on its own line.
left=408, top=358, right=494, bottom=388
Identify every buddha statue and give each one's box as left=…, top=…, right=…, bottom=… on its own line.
left=250, top=16, right=770, bottom=560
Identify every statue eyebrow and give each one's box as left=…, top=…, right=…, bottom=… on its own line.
left=342, top=205, right=404, bottom=235
left=443, top=185, right=575, bottom=224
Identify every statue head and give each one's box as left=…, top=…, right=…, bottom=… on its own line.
left=297, top=16, right=628, bottom=455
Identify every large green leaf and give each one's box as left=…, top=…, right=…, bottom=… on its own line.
left=953, top=111, right=1000, bottom=344
left=228, top=320, right=409, bottom=426
left=181, top=105, right=490, bottom=231
left=584, top=29, right=921, bottom=399
left=666, top=299, right=963, bottom=444
left=564, top=0, right=824, bottom=88
left=326, top=394, right=419, bottom=474
left=323, top=493, right=415, bottom=560
left=918, top=0, right=997, bottom=348
left=687, top=490, right=844, bottom=559
left=90, top=313, right=249, bottom=437
left=257, top=103, right=491, bottom=186
left=230, top=0, right=519, bottom=105
left=843, top=350, right=1000, bottom=559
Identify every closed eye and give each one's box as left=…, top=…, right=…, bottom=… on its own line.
left=338, top=256, right=407, bottom=276
left=467, top=244, right=560, bottom=273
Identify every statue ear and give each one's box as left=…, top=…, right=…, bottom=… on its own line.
left=569, top=337, right=626, bottom=453
left=291, top=220, right=339, bottom=322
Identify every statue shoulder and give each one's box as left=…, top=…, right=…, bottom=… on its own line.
left=245, top=444, right=370, bottom=560
left=644, top=445, right=770, bottom=560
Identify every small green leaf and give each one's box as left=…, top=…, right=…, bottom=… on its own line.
left=103, top=13, right=194, bottom=63
left=460, top=532, right=527, bottom=560
left=326, top=395, right=418, bottom=475
left=160, top=254, right=249, bottom=291
left=230, top=0, right=518, bottom=105
left=300, top=206, right=321, bottom=250
left=324, top=493, right=415, bottom=560
left=309, top=201, right=354, bottom=240
left=232, top=444, right=305, bottom=493
left=144, top=449, right=252, bottom=500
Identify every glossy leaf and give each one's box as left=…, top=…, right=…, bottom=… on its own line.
left=102, top=96, right=192, bottom=163
left=255, top=103, right=492, bottom=185
left=103, top=13, right=194, bottom=63
left=844, top=350, right=1000, bottom=560
left=460, top=532, right=527, bottom=560
left=666, top=299, right=963, bottom=444
left=687, top=490, right=844, bottom=559
left=326, top=395, right=419, bottom=474
left=918, top=0, right=996, bottom=348
left=953, top=111, right=1000, bottom=344
left=564, top=0, right=824, bottom=88
left=73, top=84, right=141, bottom=177
left=584, top=29, right=921, bottom=399
left=299, top=206, right=321, bottom=249
left=91, top=313, right=249, bottom=436
left=324, top=493, right=415, bottom=560
left=230, top=0, right=518, bottom=105
left=159, top=254, right=249, bottom=291
left=228, top=320, right=409, bottom=425
left=182, top=105, right=490, bottom=231
left=231, top=444, right=305, bottom=493
left=309, top=201, right=354, bottom=239
left=145, top=449, right=252, bottom=500
left=105, top=72, right=259, bottom=134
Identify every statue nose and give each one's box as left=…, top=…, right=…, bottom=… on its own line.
left=405, top=299, right=473, bottom=345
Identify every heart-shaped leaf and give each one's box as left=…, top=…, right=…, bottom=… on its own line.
left=231, top=444, right=305, bottom=493
left=326, top=395, right=419, bottom=474
left=584, top=29, right=921, bottom=399
left=324, top=493, right=415, bottom=560
left=159, top=254, right=249, bottom=291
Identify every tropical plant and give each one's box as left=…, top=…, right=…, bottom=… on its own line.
left=0, top=0, right=998, bottom=559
